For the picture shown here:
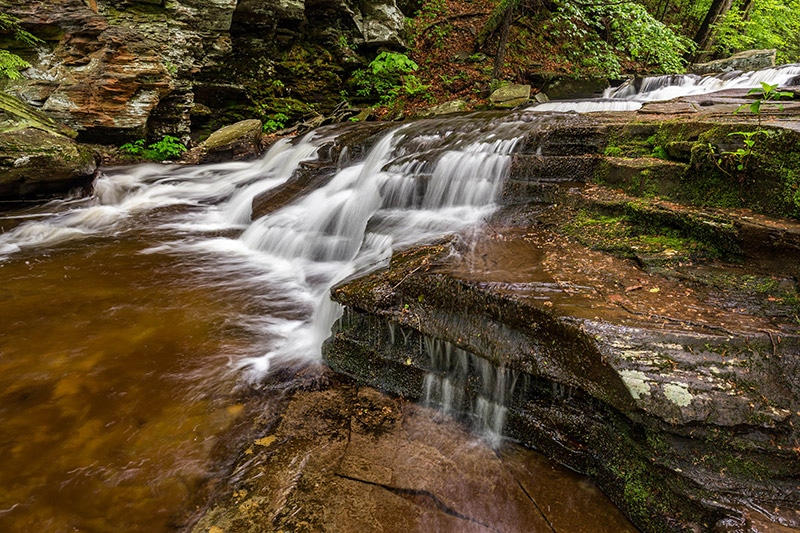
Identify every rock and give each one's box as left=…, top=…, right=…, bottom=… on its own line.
left=182, top=119, right=264, bottom=164
left=489, top=84, right=531, bottom=108
left=0, top=129, right=97, bottom=200
left=690, top=49, right=777, bottom=75
left=191, top=368, right=636, bottom=533
left=534, top=92, right=549, bottom=103
left=317, top=108, right=800, bottom=532
left=2, top=0, right=232, bottom=142
left=344, top=0, right=408, bottom=46
left=530, top=74, right=610, bottom=100
left=0, top=92, right=97, bottom=200
left=428, top=99, right=467, bottom=115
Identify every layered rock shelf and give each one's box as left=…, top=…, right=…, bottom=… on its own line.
left=317, top=98, right=800, bottom=531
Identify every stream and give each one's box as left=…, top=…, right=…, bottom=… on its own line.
left=1, top=65, right=798, bottom=531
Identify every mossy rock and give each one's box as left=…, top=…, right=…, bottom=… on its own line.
left=0, top=127, right=97, bottom=200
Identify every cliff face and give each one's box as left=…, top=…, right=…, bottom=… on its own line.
left=0, top=0, right=408, bottom=143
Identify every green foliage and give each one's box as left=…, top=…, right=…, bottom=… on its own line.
left=351, top=51, right=424, bottom=105
left=548, top=0, right=693, bottom=77
left=263, top=112, right=289, bottom=133
left=712, top=0, right=800, bottom=64
left=0, top=12, right=44, bottom=80
left=120, top=136, right=187, bottom=161
left=714, top=82, right=795, bottom=172
left=720, top=129, right=769, bottom=171
left=651, top=145, right=670, bottom=159
left=736, top=81, right=794, bottom=124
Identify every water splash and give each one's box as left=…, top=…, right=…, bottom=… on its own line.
left=422, top=337, right=519, bottom=446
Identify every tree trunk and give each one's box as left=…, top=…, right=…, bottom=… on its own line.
left=491, top=2, right=514, bottom=80
left=691, top=0, right=734, bottom=61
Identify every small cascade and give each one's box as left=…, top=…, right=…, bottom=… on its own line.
left=422, top=337, right=519, bottom=445
left=530, top=62, right=800, bottom=113
left=0, top=115, right=527, bottom=380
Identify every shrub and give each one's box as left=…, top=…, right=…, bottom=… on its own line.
left=351, top=51, right=423, bottom=104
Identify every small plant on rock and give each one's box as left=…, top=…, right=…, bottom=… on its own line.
left=737, top=81, right=794, bottom=127
left=120, top=135, right=187, bottom=161
left=715, top=82, right=793, bottom=173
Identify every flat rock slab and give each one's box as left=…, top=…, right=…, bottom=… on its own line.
left=191, top=369, right=635, bottom=533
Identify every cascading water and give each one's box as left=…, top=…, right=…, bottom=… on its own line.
left=422, top=337, right=520, bottom=446
left=0, top=115, right=525, bottom=382
left=530, top=62, right=800, bottom=113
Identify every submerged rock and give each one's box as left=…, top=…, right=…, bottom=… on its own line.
left=191, top=366, right=636, bottom=533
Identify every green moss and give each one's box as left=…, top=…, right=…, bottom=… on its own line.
left=564, top=203, right=737, bottom=262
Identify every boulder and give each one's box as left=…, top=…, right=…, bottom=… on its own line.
left=489, top=84, right=530, bottom=108
left=0, top=127, right=97, bottom=200
left=0, top=92, right=97, bottom=200
left=427, top=99, right=467, bottom=115
left=345, top=0, right=408, bottom=47
left=691, top=49, right=777, bottom=75
left=182, top=119, right=264, bottom=164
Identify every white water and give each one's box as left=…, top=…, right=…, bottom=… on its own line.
left=530, top=63, right=800, bottom=113
left=423, top=337, right=519, bottom=445
left=0, top=118, right=522, bottom=381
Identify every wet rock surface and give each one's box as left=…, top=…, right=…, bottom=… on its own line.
left=314, top=100, right=800, bottom=531
left=190, top=366, right=636, bottom=533
left=182, top=119, right=265, bottom=164
left=0, top=93, right=97, bottom=200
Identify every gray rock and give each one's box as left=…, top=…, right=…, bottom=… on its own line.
left=691, top=49, right=777, bottom=75
left=345, top=0, right=407, bottom=46
left=428, top=99, right=467, bottom=115
left=182, top=119, right=264, bottom=163
left=489, top=84, right=531, bottom=108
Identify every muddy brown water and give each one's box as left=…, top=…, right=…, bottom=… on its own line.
left=0, top=205, right=638, bottom=532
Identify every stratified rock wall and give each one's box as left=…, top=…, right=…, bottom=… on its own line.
left=0, top=0, right=409, bottom=143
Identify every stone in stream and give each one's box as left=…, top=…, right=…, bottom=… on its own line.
left=191, top=366, right=636, bottom=533
left=0, top=93, right=97, bottom=201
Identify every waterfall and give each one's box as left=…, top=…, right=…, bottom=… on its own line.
left=422, top=337, right=519, bottom=446
left=0, top=116, right=523, bottom=380
left=531, top=62, right=800, bottom=113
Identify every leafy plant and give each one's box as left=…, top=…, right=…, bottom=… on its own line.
left=549, top=0, right=693, bottom=77
left=351, top=51, right=422, bottom=105
left=120, top=136, right=187, bottom=161
left=721, top=130, right=769, bottom=172
left=148, top=135, right=187, bottom=160
left=712, top=0, right=800, bottom=64
left=263, top=112, right=289, bottom=133
left=736, top=81, right=794, bottom=127
left=0, top=12, right=44, bottom=80
left=715, top=82, right=794, bottom=172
